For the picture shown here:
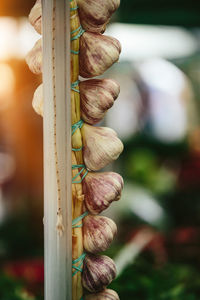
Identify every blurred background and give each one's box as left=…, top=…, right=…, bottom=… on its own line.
left=1, top=1, right=200, bottom=299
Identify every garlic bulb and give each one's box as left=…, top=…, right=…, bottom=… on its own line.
left=26, top=33, right=121, bottom=78
left=29, top=0, right=42, bottom=34
left=82, top=254, right=117, bottom=292
left=32, top=84, right=43, bottom=116
left=29, top=0, right=120, bottom=34
left=83, top=215, right=117, bottom=253
left=80, top=32, right=121, bottom=78
left=77, top=0, right=120, bottom=33
left=31, top=78, right=119, bottom=121
left=80, top=79, right=120, bottom=124
left=82, top=124, right=123, bottom=171
left=26, top=38, right=42, bottom=75
left=82, top=172, right=123, bottom=214
left=85, top=289, right=120, bottom=300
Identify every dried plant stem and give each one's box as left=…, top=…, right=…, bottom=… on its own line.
left=71, top=1, right=85, bottom=299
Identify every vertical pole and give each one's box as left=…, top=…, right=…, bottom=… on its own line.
left=42, top=0, right=72, bottom=300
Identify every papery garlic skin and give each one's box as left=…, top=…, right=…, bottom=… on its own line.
left=82, top=254, right=117, bottom=293
left=80, top=32, right=121, bottom=78
left=83, top=215, right=117, bottom=253
left=85, top=289, right=120, bottom=300
left=82, top=172, right=123, bottom=214
left=77, top=0, right=120, bottom=33
left=80, top=79, right=120, bottom=124
left=26, top=33, right=121, bottom=78
left=29, top=0, right=120, bottom=35
left=29, top=0, right=42, bottom=34
left=31, top=78, right=120, bottom=123
left=26, top=38, right=42, bottom=75
left=32, top=84, right=43, bottom=116
left=82, top=124, right=123, bottom=171
left=31, top=78, right=120, bottom=122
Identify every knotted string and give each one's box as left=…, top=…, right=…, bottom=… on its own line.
left=72, top=146, right=83, bottom=152
left=72, top=119, right=84, bottom=135
left=71, top=80, right=80, bottom=93
left=71, top=25, right=85, bottom=42
left=70, top=5, right=78, bottom=11
left=72, top=164, right=88, bottom=184
left=71, top=120, right=86, bottom=180
left=71, top=49, right=79, bottom=55
left=72, top=252, right=86, bottom=277
left=70, top=0, right=78, bottom=11
left=71, top=25, right=81, bottom=35
left=72, top=211, right=89, bottom=228
left=70, top=0, right=83, bottom=55
left=71, top=119, right=83, bottom=151
left=71, top=80, right=82, bottom=151
left=71, top=83, right=83, bottom=149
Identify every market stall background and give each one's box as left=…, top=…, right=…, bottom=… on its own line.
left=0, top=1, right=200, bottom=299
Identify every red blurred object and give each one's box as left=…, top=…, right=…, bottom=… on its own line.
left=145, top=232, right=167, bottom=265
left=4, top=259, right=44, bottom=284
left=172, top=227, right=200, bottom=244
left=178, top=153, right=200, bottom=188
left=128, top=227, right=167, bottom=265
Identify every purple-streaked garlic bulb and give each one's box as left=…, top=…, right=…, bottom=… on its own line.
left=79, top=32, right=121, bottom=78
left=26, top=33, right=121, bottom=78
left=82, top=172, right=123, bottom=214
left=85, top=289, right=120, bottom=300
left=29, top=0, right=42, bottom=34
left=82, top=124, right=123, bottom=171
left=32, top=84, right=43, bottom=116
left=83, top=215, right=117, bottom=253
left=25, top=38, right=42, bottom=75
left=29, top=0, right=120, bottom=35
left=77, top=0, right=120, bottom=33
left=31, top=78, right=120, bottom=122
left=82, top=254, right=117, bottom=292
left=80, top=79, right=120, bottom=124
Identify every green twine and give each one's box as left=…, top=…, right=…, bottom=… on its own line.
left=71, top=26, right=85, bottom=41
left=70, top=5, right=78, bottom=11
left=72, top=120, right=84, bottom=135
left=70, top=0, right=78, bottom=10
left=72, top=252, right=86, bottom=277
left=72, top=211, right=88, bottom=228
left=71, top=80, right=80, bottom=93
left=71, top=119, right=83, bottom=151
left=71, top=49, right=79, bottom=55
left=72, top=146, right=83, bottom=152
left=71, top=26, right=82, bottom=35
left=70, top=3, right=83, bottom=53
left=71, top=119, right=86, bottom=180
left=72, top=164, right=88, bottom=184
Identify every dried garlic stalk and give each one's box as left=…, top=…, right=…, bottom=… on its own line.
left=70, top=1, right=86, bottom=299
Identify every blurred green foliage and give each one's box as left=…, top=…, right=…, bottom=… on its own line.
left=110, top=258, right=200, bottom=300
left=125, top=148, right=176, bottom=195
left=0, top=274, right=35, bottom=300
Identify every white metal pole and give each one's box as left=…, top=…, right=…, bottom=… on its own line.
left=42, top=0, right=72, bottom=299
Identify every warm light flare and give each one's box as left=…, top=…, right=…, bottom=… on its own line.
left=0, top=17, right=40, bottom=60
left=0, top=63, right=15, bottom=110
